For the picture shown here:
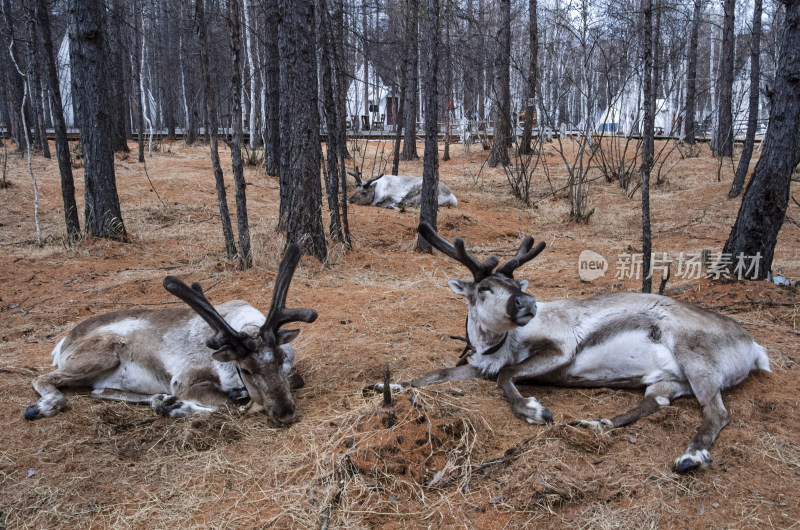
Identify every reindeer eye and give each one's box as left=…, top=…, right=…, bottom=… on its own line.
left=478, top=286, right=491, bottom=294
left=240, top=367, right=253, bottom=376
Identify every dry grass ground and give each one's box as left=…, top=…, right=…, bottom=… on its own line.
left=0, top=137, right=799, bottom=528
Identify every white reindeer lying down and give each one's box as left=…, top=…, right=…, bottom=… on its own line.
left=383, top=224, right=770, bottom=473
left=347, top=168, right=457, bottom=209
left=24, top=244, right=316, bottom=425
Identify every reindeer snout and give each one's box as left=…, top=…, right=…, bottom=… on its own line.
left=510, top=294, right=537, bottom=325
left=276, top=405, right=298, bottom=426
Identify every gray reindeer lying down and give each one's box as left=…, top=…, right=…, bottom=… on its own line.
left=347, top=168, right=457, bottom=209
left=25, top=244, right=316, bottom=425
left=384, top=223, right=769, bottom=473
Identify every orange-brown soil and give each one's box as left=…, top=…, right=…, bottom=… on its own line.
left=0, top=138, right=798, bottom=528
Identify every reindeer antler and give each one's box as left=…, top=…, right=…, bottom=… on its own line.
left=418, top=223, right=546, bottom=281
left=363, top=173, right=384, bottom=187
left=495, top=236, right=546, bottom=278
left=418, top=222, right=499, bottom=282
left=261, top=243, right=318, bottom=341
left=163, top=277, right=254, bottom=354
left=347, top=165, right=363, bottom=185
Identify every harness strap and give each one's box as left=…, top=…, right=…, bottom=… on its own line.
left=453, top=313, right=507, bottom=366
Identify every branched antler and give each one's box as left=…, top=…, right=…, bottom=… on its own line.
left=261, top=243, right=318, bottom=341
left=347, top=165, right=363, bottom=185
left=163, top=277, right=254, bottom=353
left=418, top=222, right=498, bottom=282
left=363, top=173, right=384, bottom=187
left=495, top=236, right=546, bottom=278
left=418, top=222, right=545, bottom=281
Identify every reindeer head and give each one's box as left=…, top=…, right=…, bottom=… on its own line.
left=163, top=244, right=317, bottom=426
left=347, top=165, right=384, bottom=205
left=419, top=223, right=545, bottom=332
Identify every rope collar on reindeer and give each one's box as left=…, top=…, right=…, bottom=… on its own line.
left=452, top=314, right=508, bottom=366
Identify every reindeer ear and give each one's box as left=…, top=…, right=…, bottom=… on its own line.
left=212, top=348, right=238, bottom=362
left=276, top=329, right=301, bottom=345
left=518, top=280, right=529, bottom=292
left=448, top=279, right=475, bottom=298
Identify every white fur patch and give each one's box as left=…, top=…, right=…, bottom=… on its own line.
left=674, top=449, right=711, bottom=472
left=516, top=397, right=546, bottom=424
left=566, top=330, right=681, bottom=386
left=93, top=362, right=168, bottom=394
left=51, top=338, right=66, bottom=366
left=573, top=418, right=614, bottom=433
left=96, top=317, right=150, bottom=337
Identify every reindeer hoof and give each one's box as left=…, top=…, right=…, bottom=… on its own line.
left=570, top=418, right=614, bottom=434
left=151, top=394, right=181, bottom=417
left=289, top=372, right=305, bottom=390
left=24, top=406, right=43, bottom=421
left=673, top=449, right=712, bottom=473
left=514, top=397, right=551, bottom=424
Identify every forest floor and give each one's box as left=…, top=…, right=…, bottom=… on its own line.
left=1, top=137, right=799, bottom=528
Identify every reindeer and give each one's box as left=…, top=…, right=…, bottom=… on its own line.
left=347, top=166, right=457, bottom=209
left=389, top=223, right=770, bottom=472
left=24, top=244, right=317, bottom=425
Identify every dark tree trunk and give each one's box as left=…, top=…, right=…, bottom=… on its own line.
left=640, top=0, right=654, bottom=293
left=69, top=0, right=127, bottom=241
left=442, top=8, right=451, bottom=162
left=34, top=0, right=80, bottom=243
left=1, top=0, right=30, bottom=151
left=228, top=0, right=252, bottom=269
left=318, top=0, right=346, bottom=244
left=264, top=0, right=280, bottom=176
left=278, top=0, right=326, bottom=262
left=722, top=0, right=800, bottom=280
left=25, top=5, right=50, bottom=158
left=392, top=0, right=410, bottom=175
left=488, top=0, right=511, bottom=167
left=417, top=0, right=439, bottom=251
left=332, top=0, right=350, bottom=161
left=107, top=0, right=129, bottom=152
left=713, top=0, right=735, bottom=157
left=729, top=0, right=762, bottom=198
left=132, top=2, right=144, bottom=163
left=683, top=0, right=702, bottom=145
left=520, top=0, right=538, bottom=155
left=401, top=0, right=419, bottom=161
left=330, top=0, right=350, bottom=236
left=196, top=0, right=237, bottom=259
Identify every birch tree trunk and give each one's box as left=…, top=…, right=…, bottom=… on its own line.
left=242, top=0, right=258, bottom=149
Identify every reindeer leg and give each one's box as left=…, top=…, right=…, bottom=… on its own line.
left=496, top=348, right=571, bottom=424
left=673, top=389, right=729, bottom=473
left=370, top=364, right=481, bottom=394
left=25, top=346, right=121, bottom=420
left=151, top=368, right=231, bottom=418
left=91, top=388, right=154, bottom=404
left=570, top=380, right=688, bottom=434
left=409, top=364, right=482, bottom=387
